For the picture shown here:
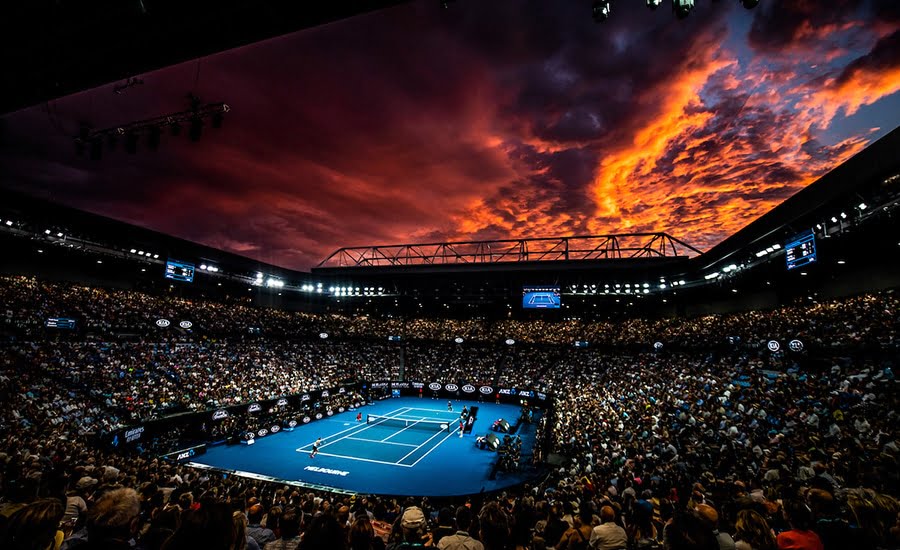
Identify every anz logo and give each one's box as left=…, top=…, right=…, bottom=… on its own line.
left=175, top=449, right=196, bottom=461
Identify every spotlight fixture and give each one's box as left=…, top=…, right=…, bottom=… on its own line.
left=673, top=0, right=694, bottom=19
left=592, top=0, right=611, bottom=22
left=647, top=0, right=662, bottom=8
left=740, top=0, right=759, bottom=8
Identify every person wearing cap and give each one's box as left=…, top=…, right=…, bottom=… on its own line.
left=387, top=506, right=431, bottom=550
left=437, top=506, right=483, bottom=550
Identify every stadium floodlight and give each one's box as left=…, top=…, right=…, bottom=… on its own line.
left=57, top=232, right=63, bottom=237
left=771, top=244, right=781, bottom=250
left=740, top=0, right=759, bottom=8
left=704, top=272, right=720, bottom=280
left=672, top=0, right=694, bottom=19
left=45, top=229, right=51, bottom=234
left=840, top=212, right=847, bottom=219
left=647, top=0, right=662, bottom=8
left=153, top=254, right=159, bottom=259
left=592, top=0, right=611, bottom=22
left=130, top=249, right=137, bottom=253
left=4, top=220, right=12, bottom=226
left=200, top=264, right=208, bottom=270
left=678, top=280, right=685, bottom=285
left=858, top=202, right=867, bottom=210
left=831, top=217, right=838, bottom=223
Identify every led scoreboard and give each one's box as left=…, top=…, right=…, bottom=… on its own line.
left=785, top=230, right=817, bottom=270
left=165, top=259, right=195, bottom=282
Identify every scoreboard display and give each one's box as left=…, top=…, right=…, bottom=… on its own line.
left=45, top=317, right=77, bottom=329
left=785, top=230, right=817, bottom=270
left=523, top=286, right=561, bottom=309
left=165, top=259, right=195, bottom=282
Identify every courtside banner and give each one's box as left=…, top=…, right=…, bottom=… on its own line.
left=162, top=444, right=207, bottom=462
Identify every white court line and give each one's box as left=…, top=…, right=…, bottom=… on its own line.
left=381, top=419, right=424, bottom=441
left=346, top=437, right=417, bottom=447
left=295, top=407, right=412, bottom=452
left=310, top=451, right=413, bottom=468
left=396, top=425, right=455, bottom=464
left=316, top=409, right=416, bottom=451
left=410, top=428, right=458, bottom=467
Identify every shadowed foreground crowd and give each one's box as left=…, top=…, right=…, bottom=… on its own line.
left=0, top=277, right=898, bottom=549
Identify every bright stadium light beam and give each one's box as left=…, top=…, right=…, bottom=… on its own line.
left=647, top=0, right=662, bottom=8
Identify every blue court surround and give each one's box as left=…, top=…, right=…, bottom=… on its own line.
left=188, top=397, right=539, bottom=496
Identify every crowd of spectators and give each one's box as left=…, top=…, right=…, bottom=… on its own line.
left=3, top=277, right=898, bottom=350
left=1, top=276, right=898, bottom=549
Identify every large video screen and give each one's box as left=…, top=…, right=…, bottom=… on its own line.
left=45, top=317, right=77, bottom=329
left=785, top=230, right=816, bottom=270
left=165, top=259, right=195, bottom=282
left=523, top=286, right=561, bottom=309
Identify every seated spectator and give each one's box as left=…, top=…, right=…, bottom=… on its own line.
left=437, top=505, right=483, bottom=550
left=162, top=501, right=236, bottom=550
left=301, top=513, right=346, bottom=550
left=349, top=516, right=385, bottom=550
left=387, top=507, right=431, bottom=550
left=733, top=510, right=775, bottom=550
left=0, top=498, right=65, bottom=550
left=694, top=504, right=735, bottom=550
left=233, top=511, right=261, bottom=550
left=247, top=504, right=276, bottom=548
left=776, top=501, right=823, bottom=550
left=664, top=512, right=719, bottom=550
left=590, top=506, right=626, bottom=550
left=63, top=488, right=141, bottom=550
left=478, top=502, right=510, bottom=550
left=264, top=508, right=301, bottom=550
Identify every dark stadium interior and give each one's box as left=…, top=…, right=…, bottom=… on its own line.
left=2, top=2, right=900, bottom=550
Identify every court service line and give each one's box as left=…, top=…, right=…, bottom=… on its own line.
left=409, top=428, right=458, bottom=467
left=396, top=424, right=455, bottom=464
left=345, top=437, right=417, bottom=447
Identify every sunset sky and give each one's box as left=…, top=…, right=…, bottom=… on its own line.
left=2, top=0, right=899, bottom=271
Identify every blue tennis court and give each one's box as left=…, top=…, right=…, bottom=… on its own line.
left=188, top=398, right=540, bottom=496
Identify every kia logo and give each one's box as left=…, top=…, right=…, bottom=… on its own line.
left=302, top=416, right=311, bottom=424
left=270, top=425, right=280, bottom=433
left=156, top=319, right=170, bottom=328
left=212, top=410, right=228, bottom=420
left=445, top=384, right=458, bottom=392
left=315, top=413, right=323, bottom=420
left=326, top=410, right=334, bottom=416
left=288, top=420, right=298, bottom=428
left=257, top=429, right=268, bottom=437
left=301, top=394, right=311, bottom=402
left=462, top=385, right=476, bottom=393
left=179, top=320, right=193, bottom=329
left=479, top=386, right=493, bottom=394
left=321, top=390, right=329, bottom=398
left=277, top=398, right=288, bottom=406
left=653, top=341, right=663, bottom=350
left=767, top=340, right=780, bottom=352
left=248, top=403, right=261, bottom=413
left=428, top=383, right=442, bottom=391
left=789, top=339, right=804, bottom=352
left=338, top=387, right=346, bottom=393
left=338, top=407, right=345, bottom=413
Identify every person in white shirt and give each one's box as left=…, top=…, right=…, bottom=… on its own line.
left=589, top=506, right=626, bottom=550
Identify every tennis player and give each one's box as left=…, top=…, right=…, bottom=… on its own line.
left=309, top=437, right=323, bottom=458
left=447, top=400, right=453, bottom=412
left=459, top=418, right=465, bottom=437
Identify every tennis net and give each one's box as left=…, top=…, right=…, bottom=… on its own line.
left=367, top=415, right=451, bottom=432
